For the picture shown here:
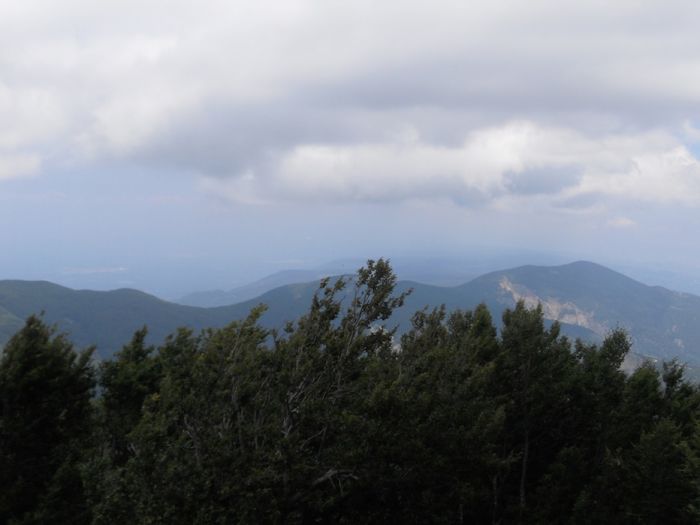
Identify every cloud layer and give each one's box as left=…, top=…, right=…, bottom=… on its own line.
left=202, top=122, right=700, bottom=210
left=2, top=0, right=700, bottom=212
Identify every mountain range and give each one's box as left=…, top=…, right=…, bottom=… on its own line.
left=175, top=256, right=499, bottom=307
left=1, top=261, right=699, bottom=366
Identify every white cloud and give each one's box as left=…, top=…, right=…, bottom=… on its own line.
left=0, top=83, right=66, bottom=150
left=204, top=122, right=700, bottom=209
left=574, top=145, right=700, bottom=204
left=0, top=154, right=41, bottom=180
left=608, top=217, right=637, bottom=228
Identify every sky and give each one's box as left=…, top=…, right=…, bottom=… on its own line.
left=2, top=0, right=700, bottom=298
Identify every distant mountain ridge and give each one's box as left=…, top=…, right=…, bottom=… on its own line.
left=176, top=257, right=487, bottom=307
left=1, top=261, right=700, bottom=364
left=178, top=269, right=349, bottom=307
left=462, top=261, right=700, bottom=362
left=0, top=280, right=253, bottom=357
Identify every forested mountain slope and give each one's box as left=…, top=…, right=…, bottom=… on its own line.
left=0, top=281, right=252, bottom=356
left=178, top=269, right=345, bottom=307
left=1, top=261, right=699, bottom=362
left=232, top=261, right=700, bottom=362
left=462, top=261, right=700, bottom=362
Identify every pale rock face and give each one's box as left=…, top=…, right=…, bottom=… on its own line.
left=498, top=276, right=608, bottom=336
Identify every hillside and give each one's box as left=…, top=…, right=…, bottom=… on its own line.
left=0, top=281, right=252, bottom=357
left=178, top=269, right=347, bottom=307
left=465, top=261, right=700, bottom=361
left=1, top=261, right=700, bottom=362
left=176, top=254, right=564, bottom=308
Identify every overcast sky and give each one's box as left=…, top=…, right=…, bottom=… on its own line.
left=2, top=0, right=700, bottom=297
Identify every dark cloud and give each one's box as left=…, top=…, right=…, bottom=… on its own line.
left=552, top=192, right=604, bottom=210
left=134, top=99, right=391, bottom=176
left=504, top=165, right=582, bottom=196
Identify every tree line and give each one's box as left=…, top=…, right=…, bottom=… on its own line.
left=1, top=259, right=700, bottom=524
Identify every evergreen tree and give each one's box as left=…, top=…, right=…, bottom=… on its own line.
left=0, top=316, right=95, bottom=524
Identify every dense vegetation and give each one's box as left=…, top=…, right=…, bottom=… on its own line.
left=2, top=260, right=700, bottom=523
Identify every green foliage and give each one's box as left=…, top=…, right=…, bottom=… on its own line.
left=100, top=327, right=161, bottom=462
left=0, top=316, right=95, bottom=524
left=4, top=260, right=700, bottom=523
